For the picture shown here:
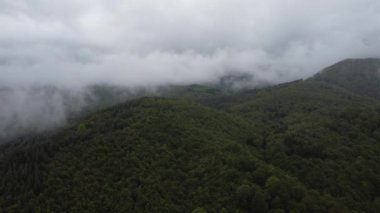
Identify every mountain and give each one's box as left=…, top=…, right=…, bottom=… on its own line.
left=312, top=58, right=380, bottom=99
left=1, top=59, right=380, bottom=212
left=0, top=84, right=154, bottom=142
left=0, top=74, right=252, bottom=142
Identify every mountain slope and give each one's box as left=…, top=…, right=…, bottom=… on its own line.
left=2, top=59, right=380, bottom=212
left=312, top=58, right=380, bottom=99
left=215, top=80, right=380, bottom=211
left=0, top=98, right=349, bottom=212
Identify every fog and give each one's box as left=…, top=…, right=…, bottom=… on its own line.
left=1, top=0, right=380, bottom=139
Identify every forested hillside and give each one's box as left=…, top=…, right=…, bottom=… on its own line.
left=313, top=58, right=380, bottom=99
left=1, top=59, right=380, bottom=212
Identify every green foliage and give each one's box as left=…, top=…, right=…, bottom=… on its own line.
left=251, top=190, right=269, bottom=213
left=2, top=59, right=380, bottom=212
left=313, top=58, right=380, bottom=99
left=77, top=122, right=87, bottom=132
left=191, top=207, right=208, bottom=213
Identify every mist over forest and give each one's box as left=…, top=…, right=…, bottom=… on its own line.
left=2, top=1, right=380, bottom=212
left=1, top=0, right=380, bottom=140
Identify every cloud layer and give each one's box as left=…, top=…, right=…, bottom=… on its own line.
left=1, top=0, right=380, bottom=140
left=1, top=0, right=380, bottom=87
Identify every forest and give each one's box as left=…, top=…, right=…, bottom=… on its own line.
left=1, top=58, right=380, bottom=212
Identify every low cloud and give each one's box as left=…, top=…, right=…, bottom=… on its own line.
left=1, top=0, right=379, bottom=87
left=1, top=0, right=380, bottom=139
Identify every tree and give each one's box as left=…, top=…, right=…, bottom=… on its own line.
left=251, top=190, right=268, bottom=213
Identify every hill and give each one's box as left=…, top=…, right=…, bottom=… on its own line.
left=0, top=98, right=347, bottom=212
left=1, top=59, right=380, bottom=212
left=312, top=58, right=380, bottom=99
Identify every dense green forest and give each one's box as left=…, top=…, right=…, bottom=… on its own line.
left=1, top=58, right=380, bottom=212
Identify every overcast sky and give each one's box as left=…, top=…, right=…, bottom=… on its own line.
left=1, top=0, right=380, bottom=87
left=1, top=0, right=380, bottom=140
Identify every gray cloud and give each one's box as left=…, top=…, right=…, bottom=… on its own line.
left=1, top=0, right=380, bottom=139
left=0, top=0, right=379, bottom=87
left=0, top=85, right=86, bottom=138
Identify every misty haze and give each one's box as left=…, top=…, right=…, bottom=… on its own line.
left=1, top=1, right=380, bottom=212
left=1, top=0, right=380, bottom=139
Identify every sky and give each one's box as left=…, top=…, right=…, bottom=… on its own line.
left=1, top=0, right=380, bottom=87
left=1, top=0, right=380, bottom=139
